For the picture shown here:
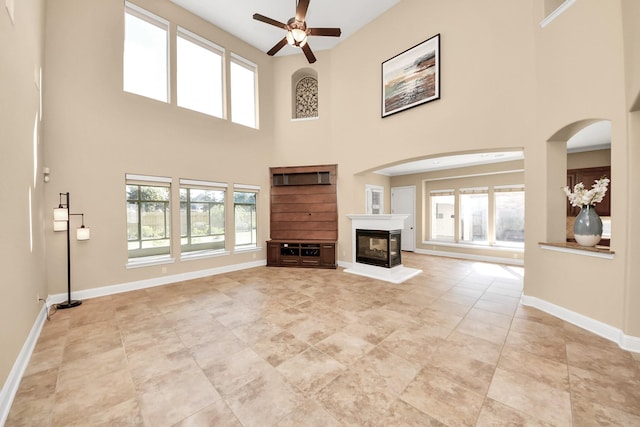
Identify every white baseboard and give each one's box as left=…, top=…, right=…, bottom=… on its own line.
left=0, top=303, right=49, bottom=426
left=1, top=259, right=266, bottom=423
left=414, top=248, right=524, bottom=266
left=48, top=259, right=266, bottom=304
left=521, top=295, right=640, bottom=353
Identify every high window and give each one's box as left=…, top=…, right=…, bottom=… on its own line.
left=495, top=186, right=525, bottom=245
left=230, top=54, right=257, bottom=128
left=126, top=174, right=172, bottom=259
left=460, top=188, right=489, bottom=243
left=234, top=186, right=259, bottom=248
left=123, top=2, right=168, bottom=102
left=180, top=179, right=226, bottom=254
left=430, top=190, right=455, bottom=241
left=177, top=27, right=224, bottom=118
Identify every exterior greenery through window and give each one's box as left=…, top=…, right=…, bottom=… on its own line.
left=180, top=187, right=225, bottom=253
left=234, top=191, right=257, bottom=247
left=127, top=183, right=171, bottom=258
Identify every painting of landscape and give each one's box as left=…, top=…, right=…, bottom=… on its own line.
left=382, top=34, right=440, bottom=117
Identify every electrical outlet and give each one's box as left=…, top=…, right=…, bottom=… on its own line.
left=161, top=266, right=167, bottom=274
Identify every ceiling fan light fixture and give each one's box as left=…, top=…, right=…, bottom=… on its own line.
left=287, top=28, right=307, bottom=47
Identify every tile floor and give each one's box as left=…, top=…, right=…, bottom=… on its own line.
left=6, top=253, right=640, bottom=426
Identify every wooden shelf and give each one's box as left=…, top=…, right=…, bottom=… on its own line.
left=267, top=240, right=336, bottom=269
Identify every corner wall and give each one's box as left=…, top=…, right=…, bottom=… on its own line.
left=0, top=0, right=47, bottom=394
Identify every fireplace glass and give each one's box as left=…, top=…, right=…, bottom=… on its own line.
left=355, top=229, right=401, bottom=268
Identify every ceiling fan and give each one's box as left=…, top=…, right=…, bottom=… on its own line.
left=253, top=0, right=341, bottom=63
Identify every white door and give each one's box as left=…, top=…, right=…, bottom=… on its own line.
left=391, top=186, right=416, bottom=251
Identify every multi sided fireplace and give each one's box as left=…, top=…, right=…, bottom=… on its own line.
left=356, top=229, right=401, bottom=268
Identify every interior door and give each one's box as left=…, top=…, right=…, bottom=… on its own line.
left=391, top=186, right=416, bottom=251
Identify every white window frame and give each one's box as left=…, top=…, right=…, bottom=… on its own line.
left=494, top=185, right=525, bottom=247
left=459, top=187, right=489, bottom=244
left=230, top=53, right=258, bottom=128
left=233, top=184, right=260, bottom=251
left=365, top=185, right=384, bottom=215
left=429, top=189, right=456, bottom=242
left=125, top=173, right=173, bottom=267
left=176, top=27, right=225, bottom=118
left=179, top=178, right=228, bottom=259
left=123, top=2, right=169, bottom=103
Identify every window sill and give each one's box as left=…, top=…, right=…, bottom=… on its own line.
left=234, top=245, right=262, bottom=254
left=539, top=242, right=615, bottom=259
left=127, top=255, right=175, bottom=269
left=423, top=240, right=524, bottom=253
left=180, top=249, right=230, bottom=262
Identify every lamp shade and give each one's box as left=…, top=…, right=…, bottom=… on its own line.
left=54, top=207, right=69, bottom=221
left=76, top=226, right=90, bottom=241
left=286, top=29, right=307, bottom=47
left=53, top=220, right=67, bottom=231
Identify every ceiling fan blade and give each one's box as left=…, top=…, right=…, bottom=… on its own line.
left=308, top=28, right=341, bottom=37
left=296, top=0, right=310, bottom=22
left=267, top=37, right=288, bottom=56
left=253, top=13, right=287, bottom=30
left=301, top=43, right=316, bottom=63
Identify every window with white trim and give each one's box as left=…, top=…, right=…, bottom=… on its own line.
left=495, top=186, right=525, bottom=246
left=459, top=188, right=488, bottom=243
left=430, top=190, right=455, bottom=241
left=180, top=179, right=226, bottom=254
left=234, top=185, right=259, bottom=248
left=230, top=54, right=257, bottom=128
left=177, top=27, right=224, bottom=118
left=123, top=2, right=168, bottom=102
left=365, top=185, right=384, bottom=214
left=126, top=174, right=172, bottom=259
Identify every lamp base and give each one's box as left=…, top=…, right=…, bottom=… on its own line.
left=55, top=300, right=82, bottom=309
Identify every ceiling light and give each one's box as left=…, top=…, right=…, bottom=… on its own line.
left=287, top=28, right=307, bottom=47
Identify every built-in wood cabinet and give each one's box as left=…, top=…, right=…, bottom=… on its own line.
left=267, top=164, right=338, bottom=269
left=566, top=166, right=611, bottom=216
left=267, top=240, right=336, bottom=268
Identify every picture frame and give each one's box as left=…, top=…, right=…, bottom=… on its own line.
left=382, top=33, right=440, bottom=118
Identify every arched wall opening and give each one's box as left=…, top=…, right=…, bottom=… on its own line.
left=545, top=119, right=612, bottom=244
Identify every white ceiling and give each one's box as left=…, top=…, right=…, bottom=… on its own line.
left=169, top=0, right=401, bottom=56
left=168, top=1, right=611, bottom=176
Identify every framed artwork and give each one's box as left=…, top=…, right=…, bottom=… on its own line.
left=382, top=34, right=440, bottom=117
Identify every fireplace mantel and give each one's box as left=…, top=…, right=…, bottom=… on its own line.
left=345, top=214, right=421, bottom=284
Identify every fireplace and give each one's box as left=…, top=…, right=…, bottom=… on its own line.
left=356, top=229, right=401, bottom=268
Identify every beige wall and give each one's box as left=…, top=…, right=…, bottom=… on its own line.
left=0, top=0, right=47, bottom=388
left=527, top=0, right=632, bottom=332
left=43, top=0, right=277, bottom=296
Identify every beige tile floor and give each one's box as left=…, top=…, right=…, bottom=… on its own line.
left=7, top=253, right=640, bottom=426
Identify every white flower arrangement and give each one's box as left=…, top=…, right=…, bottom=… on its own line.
left=563, top=176, right=610, bottom=207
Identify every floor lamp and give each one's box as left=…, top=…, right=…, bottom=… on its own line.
left=53, top=192, right=90, bottom=309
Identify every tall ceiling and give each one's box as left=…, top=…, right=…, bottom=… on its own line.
left=168, top=1, right=612, bottom=175
left=169, top=0, right=401, bottom=56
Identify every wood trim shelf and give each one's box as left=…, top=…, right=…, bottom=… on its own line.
left=539, top=242, right=615, bottom=259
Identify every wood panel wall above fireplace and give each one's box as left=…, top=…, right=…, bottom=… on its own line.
left=268, top=164, right=337, bottom=269
left=269, top=164, right=337, bottom=241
